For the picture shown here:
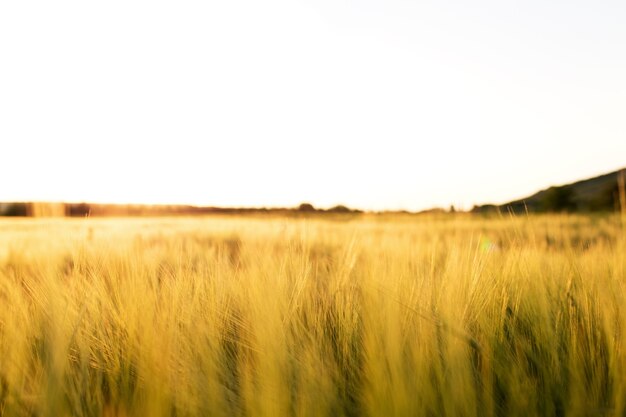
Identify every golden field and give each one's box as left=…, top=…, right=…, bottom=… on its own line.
left=0, top=214, right=625, bottom=417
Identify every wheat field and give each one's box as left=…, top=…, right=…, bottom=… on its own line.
left=0, top=214, right=624, bottom=417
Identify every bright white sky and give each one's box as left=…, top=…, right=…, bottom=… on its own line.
left=1, top=1, right=625, bottom=211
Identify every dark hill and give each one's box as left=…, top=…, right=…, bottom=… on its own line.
left=473, top=168, right=626, bottom=213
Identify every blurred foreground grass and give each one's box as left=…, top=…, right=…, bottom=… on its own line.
left=0, top=214, right=625, bottom=417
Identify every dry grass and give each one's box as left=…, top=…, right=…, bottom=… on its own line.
left=0, top=213, right=624, bottom=416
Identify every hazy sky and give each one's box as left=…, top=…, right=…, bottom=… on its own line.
left=1, top=1, right=625, bottom=211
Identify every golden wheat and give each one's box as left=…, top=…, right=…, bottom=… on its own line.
left=0, top=214, right=624, bottom=416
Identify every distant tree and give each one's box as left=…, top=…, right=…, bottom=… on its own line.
left=449, top=205, right=456, bottom=213
left=68, top=203, right=91, bottom=217
left=540, top=187, right=576, bottom=212
left=589, top=182, right=621, bottom=211
left=297, top=203, right=316, bottom=212
left=471, top=204, right=498, bottom=214
left=4, top=203, right=28, bottom=216
left=327, top=205, right=352, bottom=213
